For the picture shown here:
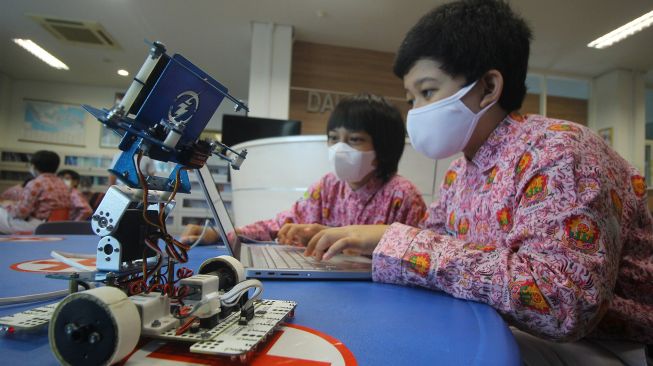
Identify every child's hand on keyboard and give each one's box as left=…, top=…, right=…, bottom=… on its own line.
left=277, top=223, right=327, bottom=247
left=180, top=224, right=219, bottom=245
left=305, top=224, right=388, bottom=261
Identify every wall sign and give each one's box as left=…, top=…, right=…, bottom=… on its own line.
left=306, top=90, right=350, bottom=114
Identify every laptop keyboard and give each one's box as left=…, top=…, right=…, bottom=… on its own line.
left=249, top=245, right=323, bottom=269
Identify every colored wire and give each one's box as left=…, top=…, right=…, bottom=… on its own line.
left=136, top=151, right=162, bottom=230
left=143, top=238, right=164, bottom=287
left=185, top=279, right=263, bottom=317
left=219, top=279, right=263, bottom=311
left=175, top=315, right=198, bottom=335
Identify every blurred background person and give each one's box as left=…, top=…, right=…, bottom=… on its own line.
left=0, top=150, right=70, bottom=233
left=57, top=169, right=92, bottom=221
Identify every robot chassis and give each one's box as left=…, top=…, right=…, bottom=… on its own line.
left=0, top=42, right=296, bottom=365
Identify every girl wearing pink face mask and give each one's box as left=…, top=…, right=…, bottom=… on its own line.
left=181, top=93, right=427, bottom=246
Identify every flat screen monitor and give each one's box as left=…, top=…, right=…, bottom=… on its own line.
left=221, top=115, right=301, bottom=146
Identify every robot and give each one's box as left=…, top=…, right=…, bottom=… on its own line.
left=0, top=42, right=296, bottom=365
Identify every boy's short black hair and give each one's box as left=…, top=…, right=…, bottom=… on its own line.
left=393, top=0, right=532, bottom=112
left=30, top=150, right=60, bottom=173
left=57, top=169, right=81, bottom=182
left=326, top=93, right=406, bottom=182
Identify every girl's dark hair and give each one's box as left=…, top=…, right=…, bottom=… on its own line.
left=393, top=0, right=532, bottom=112
left=326, top=93, right=406, bottom=182
left=57, top=169, right=81, bottom=182
left=30, top=150, right=60, bottom=173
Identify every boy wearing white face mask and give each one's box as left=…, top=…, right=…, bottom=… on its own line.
left=0, top=151, right=71, bottom=233
left=304, top=1, right=653, bottom=365
left=182, top=93, right=427, bottom=246
left=57, top=169, right=93, bottom=221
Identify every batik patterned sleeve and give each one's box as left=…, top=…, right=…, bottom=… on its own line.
left=419, top=160, right=463, bottom=233
left=385, top=180, right=427, bottom=227
left=70, top=188, right=92, bottom=221
left=373, top=137, right=626, bottom=341
left=236, top=176, right=327, bottom=241
left=6, top=180, right=40, bottom=219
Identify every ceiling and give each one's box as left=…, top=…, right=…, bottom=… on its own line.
left=1, top=0, right=652, bottom=100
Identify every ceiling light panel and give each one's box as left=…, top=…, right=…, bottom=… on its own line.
left=12, top=39, right=69, bottom=70
left=588, top=9, right=653, bottom=49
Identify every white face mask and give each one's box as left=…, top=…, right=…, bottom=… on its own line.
left=328, top=142, right=376, bottom=183
left=63, top=179, right=72, bottom=188
left=406, top=81, right=495, bottom=159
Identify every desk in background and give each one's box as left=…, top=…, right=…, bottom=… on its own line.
left=0, top=235, right=520, bottom=365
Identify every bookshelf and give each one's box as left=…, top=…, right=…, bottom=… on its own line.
left=0, top=148, right=231, bottom=236
left=0, top=149, right=113, bottom=194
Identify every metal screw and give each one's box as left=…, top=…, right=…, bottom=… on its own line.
left=151, top=320, right=161, bottom=328
left=200, top=332, right=211, bottom=339
left=64, top=323, right=83, bottom=342
left=88, top=332, right=102, bottom=344
left=64, top=323, right=77, bottom=336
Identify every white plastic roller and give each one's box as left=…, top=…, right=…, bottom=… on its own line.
left=198, top=255, right=246, bottom=290
left=49, top=287, right=141, bottom=366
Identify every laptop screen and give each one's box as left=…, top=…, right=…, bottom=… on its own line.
left=195, top=165, right=241, bottom=258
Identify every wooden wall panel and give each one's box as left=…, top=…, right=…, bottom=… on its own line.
left=547, top=95, right=588, bottom=126
left=519, top=93, right=540, bottom=116
left=290, top=41, right=407, bottom=135
left=291, top=41, right=404, bottom=97
left=290, top=89, right=410, bottom=135
left=518, top=93, right=587, bottom=126
left=289, top=41, right=588, bottom=133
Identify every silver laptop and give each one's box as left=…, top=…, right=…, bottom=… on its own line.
left=196, top=165, right=372, bottom=279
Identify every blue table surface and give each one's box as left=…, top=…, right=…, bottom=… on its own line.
left=0, top=235, right=520, bottom=365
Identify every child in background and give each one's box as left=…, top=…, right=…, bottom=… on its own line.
left=57, top=169, right=93, bottom=221
left=182, top=93, right=427, bottom=246
left=0, top=177, right=32, bottom=202
left=304, top=1, right=653, bottom=364
left=0, top=150, right=71, bottom=233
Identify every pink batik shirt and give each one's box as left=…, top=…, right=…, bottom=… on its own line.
left=70, top=187, right=93, bottom=221
left=1, top=184, right=24, bottom=201
left=6, top=173, right=71, bottom=220
left=373, top=113, right=653, bottom=343
left=238, top=173, right=427, bottom=241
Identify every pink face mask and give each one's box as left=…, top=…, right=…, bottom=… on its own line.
left=328, top=142, right=376, bottom=183
left=406, top=81, right=495, bottom=159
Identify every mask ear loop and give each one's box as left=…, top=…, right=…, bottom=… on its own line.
left=457, top=88, right=498, bottom=153
left=407, top=81, right=479, bottom=116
